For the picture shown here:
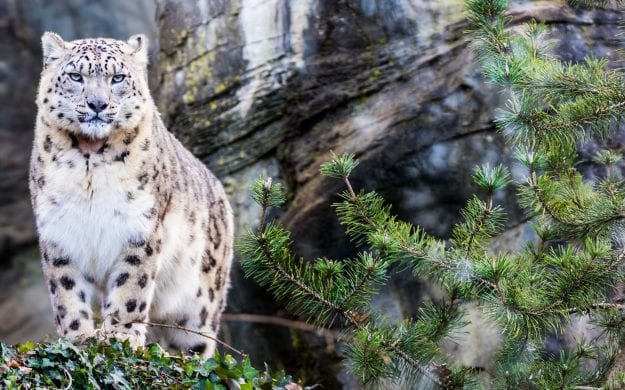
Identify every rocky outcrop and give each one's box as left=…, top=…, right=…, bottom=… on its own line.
left=1, top=0, right=624, bottom=387
left=154, top=1, right=625, bottom=386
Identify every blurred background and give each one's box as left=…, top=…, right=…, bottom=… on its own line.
left=0, top=0, right=623, bottom=387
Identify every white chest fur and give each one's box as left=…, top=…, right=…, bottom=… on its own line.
left=36, top=151, right=155, bottom=283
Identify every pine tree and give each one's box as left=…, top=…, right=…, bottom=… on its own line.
left=239, top=0, right=625, bottom=388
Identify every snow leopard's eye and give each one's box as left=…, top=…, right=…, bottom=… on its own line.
left=111, top=74, right=126, bottom=84
left=69, top=73, right=83, bottom=82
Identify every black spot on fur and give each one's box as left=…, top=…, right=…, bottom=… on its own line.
left=125, top=255, right=140, bottom=265
left=116, top=272, right=130, bottom=286
left=138, top=273, right=148, bottom=289
left=139, top=302, right=147, bottom=312
left=114, top=150, right=130, bottom=162
left=43, top=135, right=52, bottom=152
left=57, top=113, right=64, bottom=118
left=126, top=299, right=137, bottom=313
left=37, top=176, right=45, bottom=188
left=124, top=323, right=133, bottom=329
left=189, top=343, right=206, bottom=355
left=209, top=253, right=217, bottom=268
left=85, top=275, right=95, bottom=284
left=123, top=127, right=138, bottom=144
left=69, top=319, right=80, bottom=331
left=208, top=288, right=215, bottom=302
left=200, top=306, right=208, bottom=327
left=60, top=276, right=75, bottom=290
left=197, top=288, right=202, bottom=297
left=80, top=310, right=89, bottom=319
left=143, top=207, right=156, bottom=219
left=78, top=290, right=86, bottom=303
left=144, top=243, right=153, bottom=256
left=52, top=256, right=70, bottom=267
left=215, top=267, right=223, bottom=290
left=57, top=305, right=67, bottom=318
left=137, top=173, right=149, bottom=188
left=49, top=281, right=58, bottom=295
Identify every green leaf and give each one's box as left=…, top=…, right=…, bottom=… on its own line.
left=320, top=151, right=359, bottom=179
left=472, top=164, right=512, bottom=192
left=17, top=341, right=35, bottom=354
left=242, top=357, right=259, bottom=380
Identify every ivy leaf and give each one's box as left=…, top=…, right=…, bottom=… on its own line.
left=17, top=342, right=35, bottom=354
left=242, top=357, right=259, bottom=380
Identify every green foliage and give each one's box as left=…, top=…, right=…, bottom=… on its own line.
left=319, top=152, right=359, bottom=179
left=467, top=0, right=625, bottom=156
left=250, top=177, right=286, bottom=209
left=472, top=164, right=511, bottom=193
left=237, top=0, right=625, bottom=388
left=0, top=338, right=293, bottom=389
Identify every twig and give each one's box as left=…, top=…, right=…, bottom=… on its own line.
left=222, top=313, right=338, bottom=353
left=465, top=193, right=493, bottom=257
left=343, top=176, right=356, bottom=199
left=221, top=313, right=339, bottom=339
left=132, top=320, right=246, bottom=357
left=568, top=302, right=625, bottom=314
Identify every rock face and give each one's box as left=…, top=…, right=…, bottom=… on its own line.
left=1, top=0, right=624, bottom=387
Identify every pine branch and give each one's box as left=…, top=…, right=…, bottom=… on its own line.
left=241, top=173, right=456, bottom=387
left=464, top=195, right=493, bottom=256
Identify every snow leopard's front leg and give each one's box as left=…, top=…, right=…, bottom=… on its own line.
left=41, top=241, right=96, bottom=341
left=101, top=238, right=158, bottom=349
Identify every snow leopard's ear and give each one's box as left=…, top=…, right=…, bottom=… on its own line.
left=126, top=34, right=149, bottom=67
left=41, top=32, right=67, bottom=67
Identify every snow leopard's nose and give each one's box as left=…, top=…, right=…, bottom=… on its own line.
left=87, top=98, right=108, bottom=113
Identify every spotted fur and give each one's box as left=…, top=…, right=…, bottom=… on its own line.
left=29, top=32, right=234, bottom=356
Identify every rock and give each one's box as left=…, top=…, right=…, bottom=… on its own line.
left=0, top=0, right=624, bottom=386
left=154, top=0, right=625, bottom=384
